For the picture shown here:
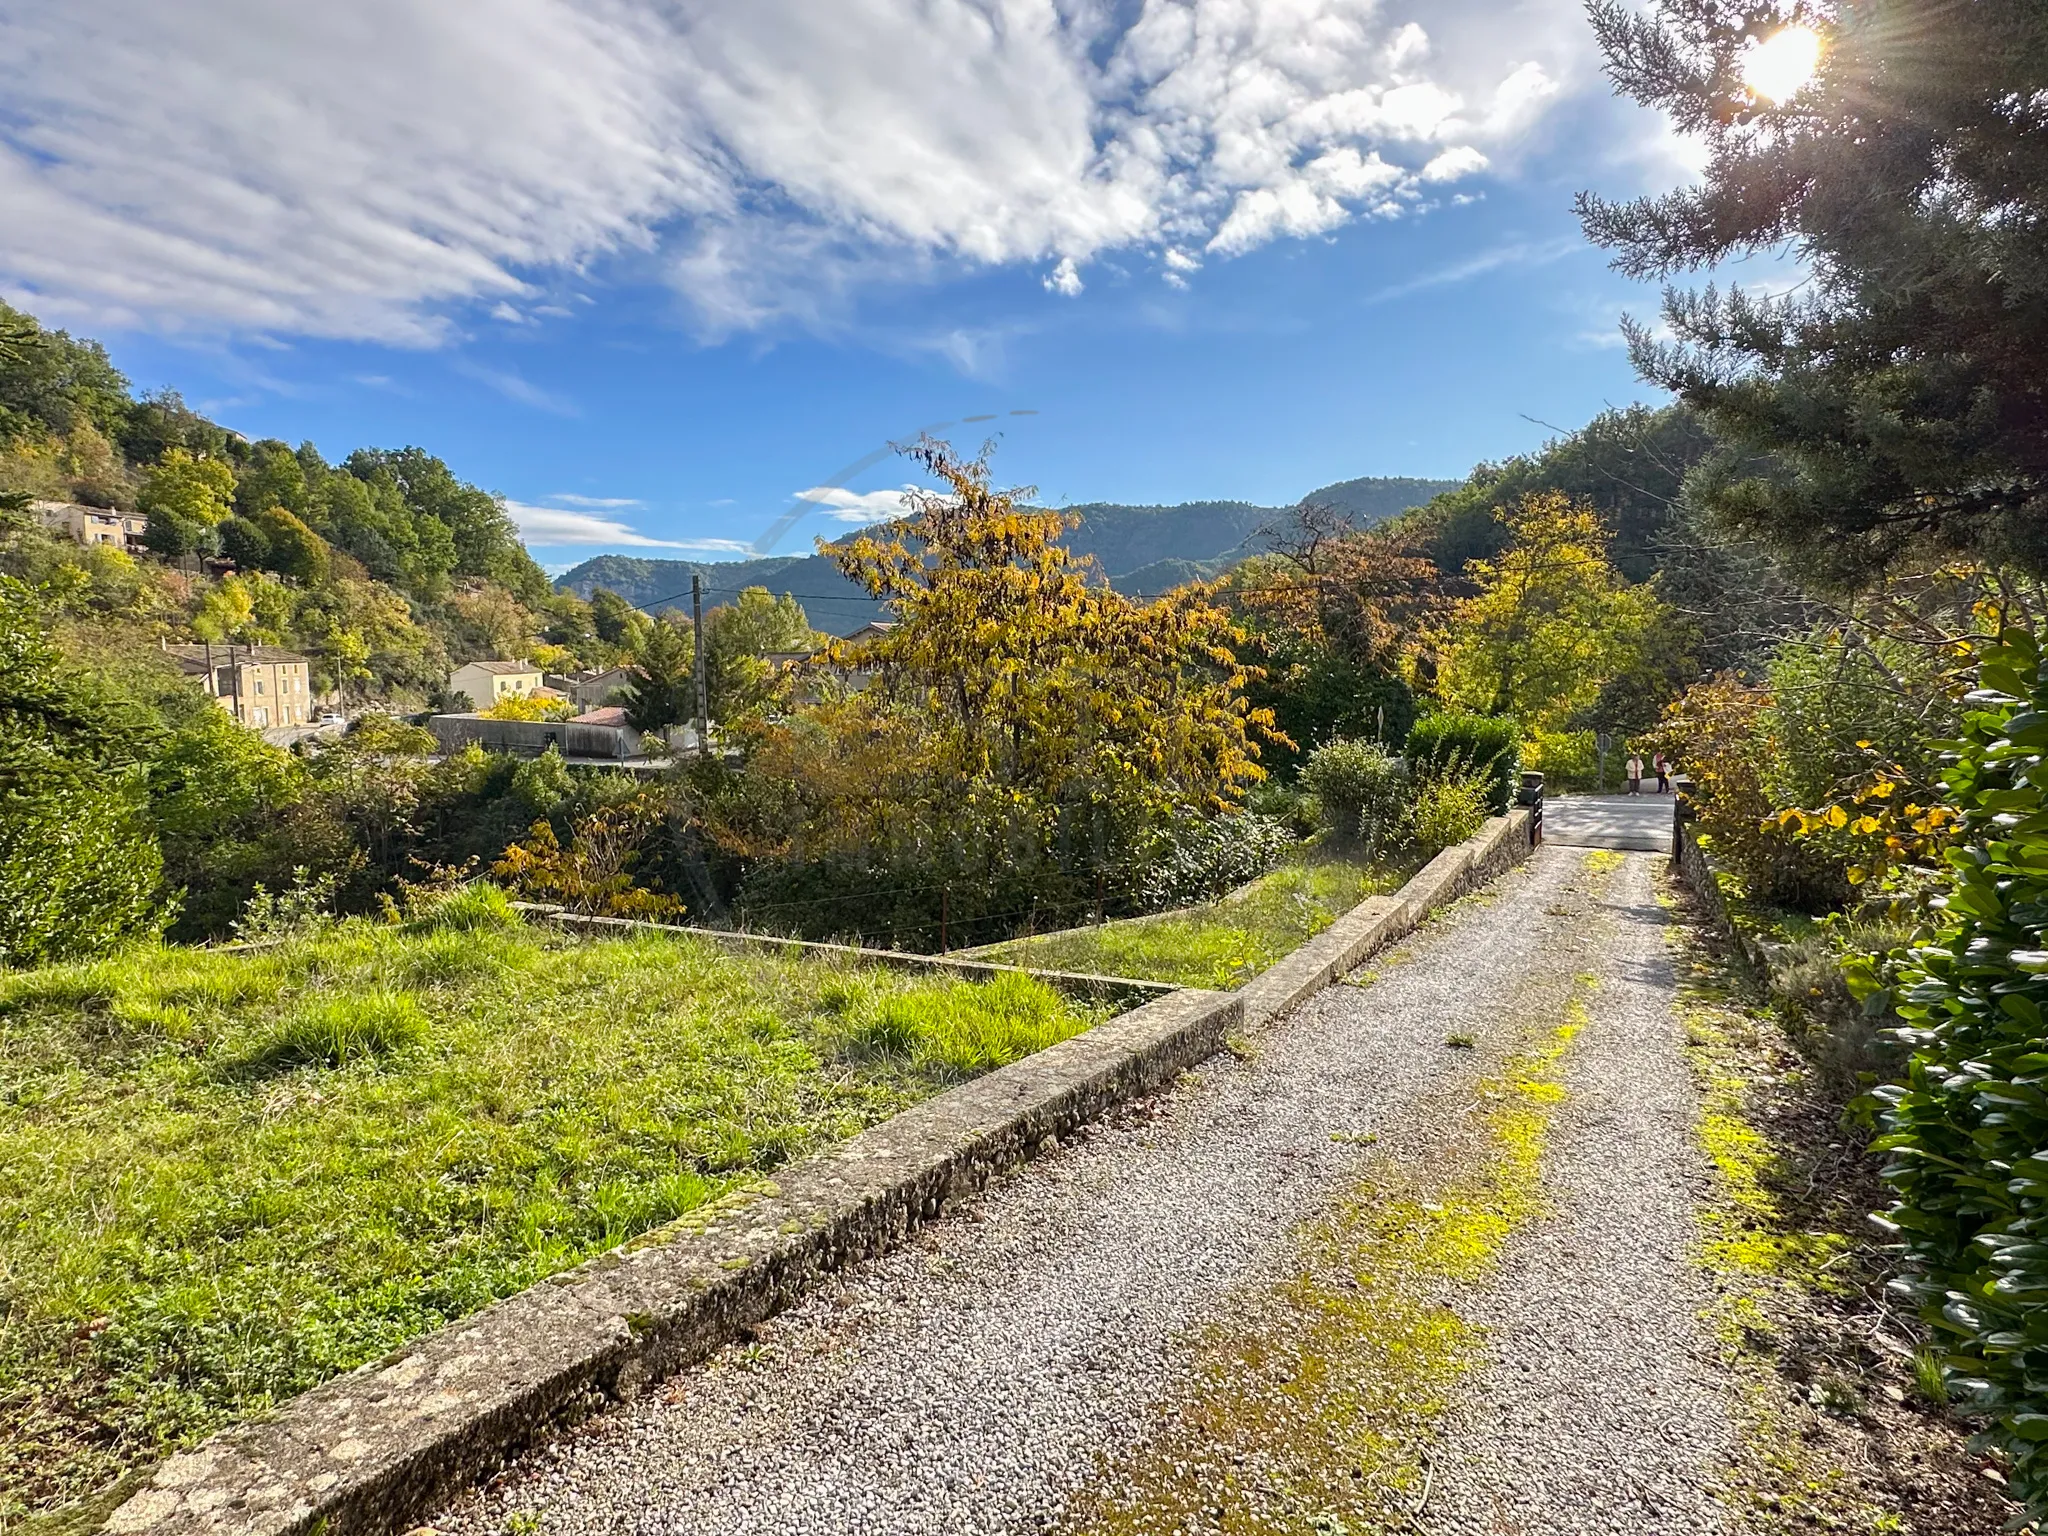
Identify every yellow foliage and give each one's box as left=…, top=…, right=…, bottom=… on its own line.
left=819, top=440, right=1275, bottom=817
left=1439, top=490, right=1664, bottom=731
left=478, top=694, right=572, bottom=722
left=491, top=802, right=685, bottom=919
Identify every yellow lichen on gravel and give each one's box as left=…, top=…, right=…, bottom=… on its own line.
left=1060, top=992, right=1593, bottom=1536
left=1664, top=875, right=2016, bottom=1535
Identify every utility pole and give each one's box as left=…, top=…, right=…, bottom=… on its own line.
left=691, top=573, right=710, bottom=758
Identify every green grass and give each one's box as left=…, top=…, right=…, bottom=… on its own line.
left=971, top=852, right=1409, bottom=989
left=0, top=898, right=1105, bottom=1525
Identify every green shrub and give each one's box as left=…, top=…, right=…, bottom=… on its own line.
left=1521, top=728, right=1598, bottom=793
left=0, top=772, right=167, bottom=967
left=1409, top=753, right=1492, bottom=852
left=1244, top=779, right=1319, bottom=839
left=1853, top=629, right=2048, bottom=1517
left=261, top=990, right=430, bottom=1067
left=405, top=880, right=521, bottom=934
left=1766, top=922, right=1905, bottom=1099
left=1406, top=711, right=1520, bottom=813
left=1136, top=809, right=1293, bottom=909
left=1300, top=738, right=1408, bottom=855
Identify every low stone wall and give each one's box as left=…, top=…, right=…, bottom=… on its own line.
left=101, top=808, right=1538, bottom=1536
left=525, top=908, right=1172, bottom=1008
left=1234, top=810, right=1534, bottom=1027
left=1672, top=818, right=1782, bottom=978
left=106, top=988, right=1241, bottom=1536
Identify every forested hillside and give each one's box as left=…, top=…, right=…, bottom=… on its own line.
left=0, top=302, right=628, bottom=698
left=557, top=478, right=1458, bottom=627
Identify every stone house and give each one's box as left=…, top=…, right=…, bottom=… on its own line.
left=164, top=642, right=315, bottom=729
left=545, top=665, right=638, bottom=712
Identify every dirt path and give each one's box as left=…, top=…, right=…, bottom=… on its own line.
left=438, top=849, right=1733, bottom=1536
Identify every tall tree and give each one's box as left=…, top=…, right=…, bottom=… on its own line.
left=0, top=576, right=165, bottom=962
left=1439, top=491, right=1667, bottom=731
left=138, top=447, right=236, bottom=558
left=1229, top=505, right=1442, bottom=762
left=1578, top=0, right=2048, bottom=584
left=624, top=619, right=695, bottom=735
left=1402, top=404, right=1718, bottom=585
left=705, top=587, right=817, bottom=720
left=343, top=447, right=548, bottom=599
left=830, top=438, right=1272, bottom=812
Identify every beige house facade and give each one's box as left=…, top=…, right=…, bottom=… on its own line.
left=448, top=660, right=543, bottom=708
left=546, top=665, right=638, bottom=711
left=164, top=643, right=315, bottom=728
left=36, top=500, right=148, bottom=550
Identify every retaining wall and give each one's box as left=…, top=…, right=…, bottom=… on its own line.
left=1671, top=818, right=1788, bottom=979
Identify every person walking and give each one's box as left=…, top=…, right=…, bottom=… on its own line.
left=1654, top=751, right=1671, bottom=794
left=1625, top=751, right=1644, bottom=796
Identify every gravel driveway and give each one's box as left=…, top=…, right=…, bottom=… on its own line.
left=436, top=848, right=1730, bottom=1536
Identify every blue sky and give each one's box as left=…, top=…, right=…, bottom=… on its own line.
left=0, top=0, right=1710, bottom=569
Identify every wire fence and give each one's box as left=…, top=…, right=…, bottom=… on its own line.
left=708, top=850, right=1204, bottom=953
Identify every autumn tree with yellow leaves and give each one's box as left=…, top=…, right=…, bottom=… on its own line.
left=1439, top=490, right=1666, bottom=733
left=699, top=439, right=1279, bottom=946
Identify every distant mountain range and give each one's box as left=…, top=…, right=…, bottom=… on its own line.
left=554, top=474, right=1458, bottom=633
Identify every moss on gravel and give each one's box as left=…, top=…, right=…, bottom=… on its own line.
left=1664, top=875, right=2018, bottom=1535
left=1059, top=985, right=1593, bottom=1535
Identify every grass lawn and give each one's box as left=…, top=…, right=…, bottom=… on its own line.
left=0, top=888, right=1107, bottom=1526
left=970, top=851, right=1410, bottom=989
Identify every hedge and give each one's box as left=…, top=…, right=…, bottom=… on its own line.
left=1853, top=629, right=2048, bottom=1517
left=1405, top=711, right=1521, bottom=814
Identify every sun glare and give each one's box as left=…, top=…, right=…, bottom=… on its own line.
left=1741, top=25, right=1823, bottom=105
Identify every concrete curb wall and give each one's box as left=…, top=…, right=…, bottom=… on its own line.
left=100, top=808, right=1536, bottom=1536
left=1235, top=810, right=1534, bottom=1026
left=1671, top=820, right=1787, bottom=979
left=107, top=988, right=1240, bottom=1536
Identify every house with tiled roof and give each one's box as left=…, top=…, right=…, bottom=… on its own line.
left=447, top=660, right=543, bottom=710
left=163, top=642, right=314, bottom=729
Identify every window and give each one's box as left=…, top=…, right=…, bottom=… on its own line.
left=255, top=679, right=265, bottom=695
left=253, top=707, right=269, bottom=727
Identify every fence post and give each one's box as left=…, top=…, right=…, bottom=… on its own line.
left=1517, top=770, right=1545, bottom=846
left=1671, top=775, right=1695, bottom=864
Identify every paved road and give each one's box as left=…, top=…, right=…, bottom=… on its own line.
left=1543, top=792, right=1675, bottom=853
left=439, top=849, right=1728, bottom=1536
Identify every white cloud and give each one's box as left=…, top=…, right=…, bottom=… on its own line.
left=1367, top=234, right=1582, bottom=303
left=452, top=361, right=578, bottom=415
left=548, top=493, right=644, bottom=509
left=0, top=0, right=1596, bottom=340
left=503, top=501, right=702, bottom=547
left=1043, top=257, right=1084, bottom=297
left=1421, top=145, right=1490, bottom=182
left=793, top=484, right=922, bottom=523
